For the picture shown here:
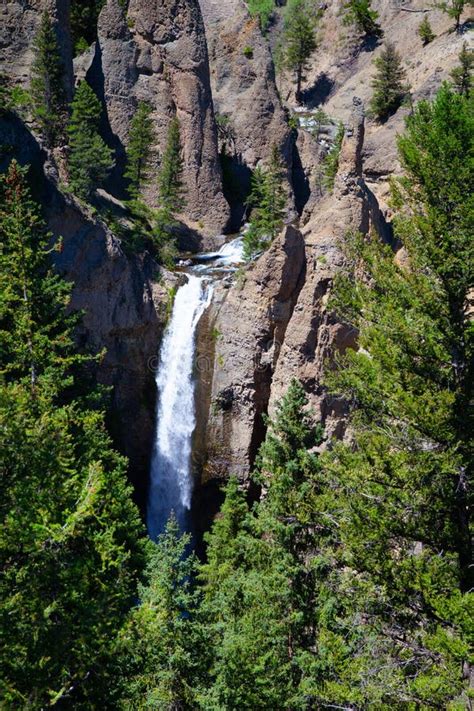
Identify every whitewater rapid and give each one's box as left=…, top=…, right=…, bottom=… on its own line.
left=147, top=274, right=213, bottom=539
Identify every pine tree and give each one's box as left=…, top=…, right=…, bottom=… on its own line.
left=124, top=101, right=155, bottom=199
left=322, top=83, right=473, bottom=706
left=67, top=80, right=114, bottom=200
left=369, top=43, right=409, bottom=121
left=0, top=161, right=77, bottom=388
left=117, top=517, right=203, bottom=709
left=0, top=161, right=146, bottom=707
left=343, top=0, right=383, bottom=38
left=282, top=0, right=318, bottom=103
left=450, top=42, right=473, bottom=96
left=153, top=116, right=184, bottom=267
left=418, top=15, right=435, bottom=45
left=30, top=11, right=67, bottom=147
left=243, top=144, right=286, bottom=260
left=436, top=0, right=474, bottom=32
left=322, top=121, right=344, bottom=192
left=70, top=0, right=106, bottom=54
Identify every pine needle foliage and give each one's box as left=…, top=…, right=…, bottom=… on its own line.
left=343, top=0, right=383, bottom=37
left=67, top=80, right=114, bottom=201
left=30, top=11, right=67, bottom=147
left=281, top=0, right=318, bottom=103
left=369, top=43, right=409, bottom=121
left=124, top=101, right=155, bottom=199
left=418, top=15, right=435, bottom=45
left=450, top=42, right=473, bottom=97
left=243, top=144, right=286, bottom=260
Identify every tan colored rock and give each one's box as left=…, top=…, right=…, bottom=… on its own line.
left=96, top=0, right=230, bottom=244
left=206, top=224, right=306, bottom=478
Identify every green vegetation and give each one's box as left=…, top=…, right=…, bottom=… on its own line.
left=246, top=0, right=275, bottom=31
left=281, top=0, right=318, bottom=103
left=370, top=42, right=409, bottom=121
left=243, top=144, right=286, bottom=260
left=67, top=80, right=114, bottom=201
left=153, top=116, right=184, bottom=267
left=0, top=74, right=30, bottom=117
left=322, top=121, right=344, bottom=191
left=124, top=101, right=155, bottom=199
left=243, top=45, right=254, bottom=59
left=70, top=0, right=106, bottom=54
left=343, top=0, right=382, bottom=37
left=0, top=161, right=146, bottom=708
left=30, top=11, right=66, bottom=147
left=436, top=0, right=474, bottom=31
left=418, top=14, right=435, bottom=45
left=451, top=41, right=473, bottom=96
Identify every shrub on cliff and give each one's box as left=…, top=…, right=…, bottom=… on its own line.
left=67, top=80, right=114, bottom=201
left=451, top=42, right=473, bottom=96
left=418, top=15, right=435, bottom=45
left=343, top=0, right=383, bottom=38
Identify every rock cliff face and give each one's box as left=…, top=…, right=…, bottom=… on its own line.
left=95, top=0, right=229, bottom=244
left=205, top=97, right=386, bottom=478
left=198, top=0, right=292, bottom=223
left=0, top=0, right=73, bottom=99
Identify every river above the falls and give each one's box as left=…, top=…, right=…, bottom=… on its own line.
left=146, top=235, right=244, bottom=539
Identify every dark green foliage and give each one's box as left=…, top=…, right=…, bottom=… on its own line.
left=0, top=161, right=77, bottom=389
left=116, top=517, right=203, bottom=709
left=436, top=0, right=474, bottom=31
left=322, top=83, right=473, bottom=705
left=369, top=43, right=409, bottom=121
left=67, top=80, right=114, bottom=201
left=281, top=0, right=318, bottom=102
left=451, top=42, right=473, bottom=96
left=70, top=0, right=106, bottom=54
left=124, top=101, right=155, bottom=199
left=154, top=116, right=184, bottom=267
left=343, top=0, right=382, bottom=37
left=418, top=15, right=435, bottom=45
left=30, top=11, right=67, bottom=147
left=0, top=161, right=146, bottom=708
left=322, top=121, right=344, bottom=192
left=243, top=144, right=286, bottom=260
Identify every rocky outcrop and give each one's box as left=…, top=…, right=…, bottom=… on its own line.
left=95, top=0, right=229, bottom=244
left=206, top=224, right=306, bottom=479
left=205, top=97, right=380, bottom=479
left=0, top=0, right=73, bottom=100
left=199, top=0, right=292, bottom=222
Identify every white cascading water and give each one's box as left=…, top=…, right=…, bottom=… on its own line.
left=147, top=274, right=212, bottom=539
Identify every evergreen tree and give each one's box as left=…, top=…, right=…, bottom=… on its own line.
left=70, top=0, right=106, bottom=54
left=153, top=116, right=184, bottom=267
left=67, top=80, right=114, bottom=200
left=0, top=161, right=146, bottom=708
left=30, top=11, right=66, bottom=147
left=418, top=14, right=435, bottom=45
left=117, top=517, right=203, bottom=710
left=436, top=0, right=474, bottom=32
left=369, top=43, right=409, bottom=121
left=124, top=101, right=155, bottom=199
left=243, top=144, right=286, bottom=260
left=0, top=161, right=77, bottom=388
left=450, top=41, right=473, bottom=96
left=322, top=83, right=473, bottom=706
left=282, top=0, right=318, bottom=103
left=343, top=0, right=382, bottom=38
left=199, top=383, right=326, bottom=709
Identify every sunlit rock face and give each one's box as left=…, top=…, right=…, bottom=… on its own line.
left=96, top=0, right=229, bottom=246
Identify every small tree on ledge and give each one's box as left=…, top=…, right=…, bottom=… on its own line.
left=369, top=43, right=409, bottom=122
left=343, top=0, right=383, bottom=38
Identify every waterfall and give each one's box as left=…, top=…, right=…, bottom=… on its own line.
left=147, top=275, right=212, bottom=540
